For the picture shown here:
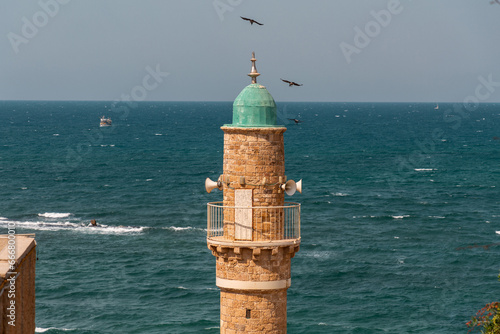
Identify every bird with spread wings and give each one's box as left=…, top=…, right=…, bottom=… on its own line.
left=281, top=79, right=303, bottom=87
left=240, top=16, right=263, bottom=25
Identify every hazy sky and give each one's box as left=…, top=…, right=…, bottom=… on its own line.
left=1, top=0, right=500, bottom=102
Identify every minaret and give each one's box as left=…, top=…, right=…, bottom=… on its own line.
left=206, top=53, right=301, bottom=334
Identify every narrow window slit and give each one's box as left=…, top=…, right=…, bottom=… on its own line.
left=246, top=309, right=251, bottom=319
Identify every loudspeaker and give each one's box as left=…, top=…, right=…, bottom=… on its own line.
left=205, top=178, right=222, bottom=193
left=296, top=179, right=302, bottom=194
left=281, top=180, right=297, bottom=196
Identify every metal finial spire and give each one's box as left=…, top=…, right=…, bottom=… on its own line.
left=248, top=52, right=260, bottom=84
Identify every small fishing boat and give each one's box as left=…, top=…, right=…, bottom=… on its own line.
left=100, top=116, right=112, bottom=127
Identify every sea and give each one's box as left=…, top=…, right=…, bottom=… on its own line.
left=0, top=100, right=499, bottom=334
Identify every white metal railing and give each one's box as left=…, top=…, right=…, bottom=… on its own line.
left=207, top=202, right=300, bottom=242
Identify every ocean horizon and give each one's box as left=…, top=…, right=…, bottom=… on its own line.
left=0, top=100, right=499, bottom=333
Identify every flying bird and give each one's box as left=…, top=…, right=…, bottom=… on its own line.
left=288, top=118, right=303, bottom=124
left=491, top=0, right=500, bottom=4
left=240, top=17, right=263, bottom=25
left=281, top=79, right=303, bottom=87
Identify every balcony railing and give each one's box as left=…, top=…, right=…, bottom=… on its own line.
left=207, top=202, right=300, bottom=243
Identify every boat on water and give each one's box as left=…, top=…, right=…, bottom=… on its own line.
left=100, top=116, right=112, bottom=127
left=434, top=104, right=439, bottom=110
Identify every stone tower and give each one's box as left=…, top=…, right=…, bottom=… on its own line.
left=206, top=53, right=301, bottom=334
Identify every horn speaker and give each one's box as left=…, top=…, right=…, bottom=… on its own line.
left=296, top=179, right=302, bottom=194
left=281, top=180, right=297, bottom=196
left=205, top=178, right=222, bottom=193
left=280, top=179, right=303, bottom=196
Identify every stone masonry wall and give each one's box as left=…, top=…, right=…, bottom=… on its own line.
left=221, top=127, right=286, bottom=241
left=215, top=246, right=292, bottom=282
left=0, top=238, right=36, bottom=334
left=210, top=241, right=299, bottom=334
left=220, top=289, right=287, bottom=334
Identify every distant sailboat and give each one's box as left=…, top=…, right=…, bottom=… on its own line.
left=434, top=104, right=439, bottom=110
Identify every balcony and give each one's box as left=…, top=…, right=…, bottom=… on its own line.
left=207, top=202, right=301, bottom=247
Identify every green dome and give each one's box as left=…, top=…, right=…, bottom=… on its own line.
left=230, top=83, right=277, bottom=127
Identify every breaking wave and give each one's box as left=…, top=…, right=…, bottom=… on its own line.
left=0, top=219, right=146, bottom=235
left=38, top=212, right=72, bottom=219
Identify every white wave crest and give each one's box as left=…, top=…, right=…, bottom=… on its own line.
left=392, top=215, right=410, bottom=219
left=0, top=217, right=7, bottom=220
left=0, top=220, right=146, bottom=235
left=38, top=212, right=72, bottom=218
left=165, top=226, right=191, bottom=231
left=304, top=251, right=334, bottom=259
left=163, top=226, right=205, bottom=232
left=496, top=231, right=500, bottom=235
left=36, top=328, right=75, bottom=333
left=89, top=224, right=146, bottom=235
left=332, top=192, right=349, bottom=197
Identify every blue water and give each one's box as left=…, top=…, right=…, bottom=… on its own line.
left=0, top=101, right=499, bottom=333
